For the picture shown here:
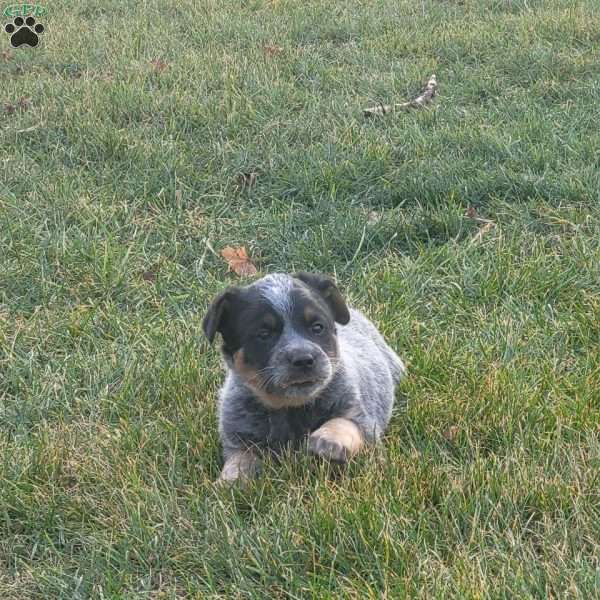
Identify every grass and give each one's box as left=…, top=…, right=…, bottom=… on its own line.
left=1, top=0, right=599, bottom=597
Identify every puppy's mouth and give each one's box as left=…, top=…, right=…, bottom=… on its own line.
left=280, top=378, right=318, bottom=390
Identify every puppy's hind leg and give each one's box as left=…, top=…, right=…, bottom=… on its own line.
left=308, top=418, right=364, bottom=463
left=218, top=448, right=261, bottom=485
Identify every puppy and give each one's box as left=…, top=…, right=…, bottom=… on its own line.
left=203, top=272, right=406, bottom=483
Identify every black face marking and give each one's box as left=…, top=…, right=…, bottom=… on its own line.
left=204, top=274, right=347, bottom=407
left=218, top=287, right=282, bottom=361
left=288, top=287, right=337, bottom=357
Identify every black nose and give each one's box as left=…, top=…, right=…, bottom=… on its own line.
left=287, top=352, right=315, bottom=369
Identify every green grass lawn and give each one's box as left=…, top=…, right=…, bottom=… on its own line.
left=1, top=0, right=599, bottom=597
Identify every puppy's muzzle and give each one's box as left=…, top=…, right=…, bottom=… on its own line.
left=278, top=345, right=327, bottom=389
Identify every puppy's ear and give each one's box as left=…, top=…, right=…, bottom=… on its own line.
left=294, top=272, right=350, bottom=325
left=202, top=288, right=238, bottom=344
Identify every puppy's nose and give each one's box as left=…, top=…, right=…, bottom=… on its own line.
left=287, top=351, right=315, bottom=369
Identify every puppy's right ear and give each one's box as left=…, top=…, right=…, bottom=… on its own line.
left=202, top=288, right=238, bottom=344
left=293, top=272, right=350, bottom=325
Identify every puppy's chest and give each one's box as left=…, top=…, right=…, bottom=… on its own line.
left=264, top=403, right=332, bottom=448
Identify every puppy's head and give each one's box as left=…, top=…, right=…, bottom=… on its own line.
left=203, top=272, right=350, bottom=409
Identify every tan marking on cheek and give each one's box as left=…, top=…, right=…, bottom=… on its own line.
left=232, top=350, right=302, bottom=408
left=232, top=349, right=245, bottom=370
left=232, top=349, right=260, bottom=385
left=232, top=350, right=316, bottom=410
left=311, top=417, right=364, bottom=457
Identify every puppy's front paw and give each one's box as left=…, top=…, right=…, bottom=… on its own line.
left=218, top=450, right=260, bottom=485
left=308, top=418, right=363, bottom=464
left=308, top=432, right=349, bottom=463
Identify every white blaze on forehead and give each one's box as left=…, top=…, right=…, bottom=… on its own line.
left=257, top=273, right=295, bottom=316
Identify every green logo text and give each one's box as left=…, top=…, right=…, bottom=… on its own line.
left=3, top=4, right=47, bottom=18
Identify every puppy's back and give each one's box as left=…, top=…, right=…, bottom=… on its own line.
left=339, top=309, right=405, bottom=383
left=334, top=309, right=405, bottom=438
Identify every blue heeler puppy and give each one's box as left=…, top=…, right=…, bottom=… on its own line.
left=203, top=272, right=406, bottom=483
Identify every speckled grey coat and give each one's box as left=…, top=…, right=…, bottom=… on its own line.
left=218, top=306, right=405, bottom=459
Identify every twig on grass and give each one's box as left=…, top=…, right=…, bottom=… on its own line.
left=364, top=74, right=438, bottom=117
left=470, top=221, right=496, bottom=244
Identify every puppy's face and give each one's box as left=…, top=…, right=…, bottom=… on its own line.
left=203, top=273, right=350, bottom=408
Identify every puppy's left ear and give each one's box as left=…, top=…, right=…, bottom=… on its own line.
left=202, top=288, right=238, bottom=344
left=294, top=272, right=350, bottom=325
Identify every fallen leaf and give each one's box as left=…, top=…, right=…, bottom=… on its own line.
left=443, top=425, right=460, bottom=441
left=465, top=206, right=477, bottom=219
left=236, top=172, right=258, bottom=189
left=142, top=270, right=157, bottom=282
left=220, top=246, right=258, bottom=278
left=5, top=97, right=32, bottom=115
left=1, top=50, right=13, bottom=60
left=263, top=43, right=283, bottom=58
left=150, top=58, right=168, bottom=73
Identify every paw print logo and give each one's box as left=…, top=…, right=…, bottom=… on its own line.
left=4, top=16, right=44, bottom=48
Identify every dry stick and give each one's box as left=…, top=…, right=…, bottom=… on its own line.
left=364, top=74, right=438, bottom=117
left=470, top=221, right=496, bottom=245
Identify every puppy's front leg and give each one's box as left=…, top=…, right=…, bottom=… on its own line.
left=219, top=449, right=260, bottom=484
left=308, top=418, right=364, bottom=463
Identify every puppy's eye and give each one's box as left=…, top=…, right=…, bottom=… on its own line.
left=311, top=322, right=324, bottom=335
left=257, top=329, right=272, bottom=340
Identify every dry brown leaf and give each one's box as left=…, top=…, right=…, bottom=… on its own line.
left=150, top=58, right=168, bottom=73
left=142, top=270, right=157, bottom=282
left=5, top=97, right=32, bottom=115
left=1, top=50, right=13, bottom=60
left=221, top=246, right=258, bottom=278
left=465, top=206, right=478, bottom=219
left=263, top=43, right=284, bottom=58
